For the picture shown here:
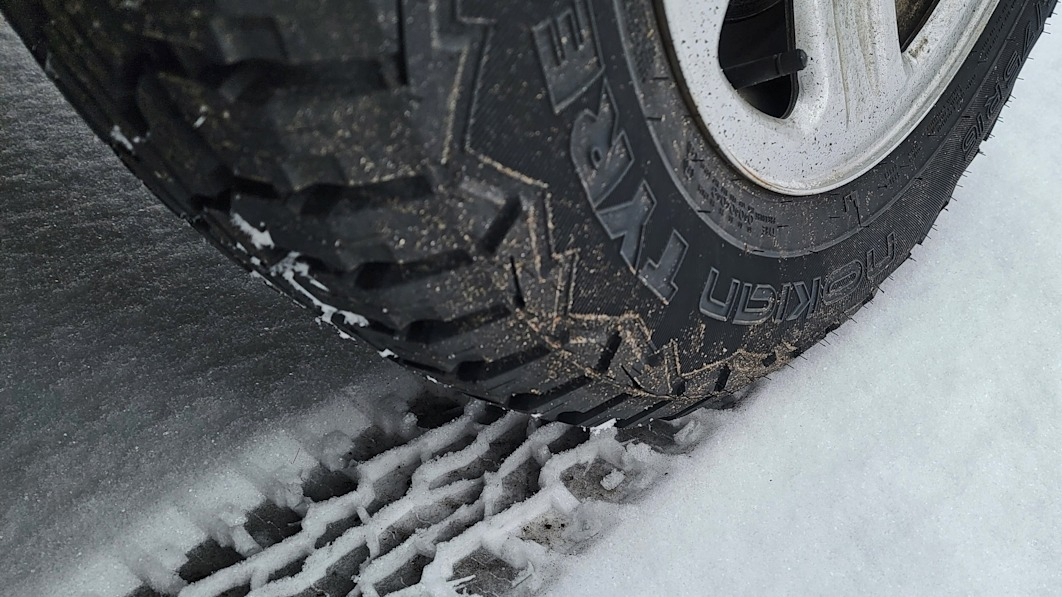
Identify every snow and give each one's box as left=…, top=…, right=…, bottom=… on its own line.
left=109, top=124, right=134, bottom=153
left=230, top=213, right=276, bottom=250
left=2, top=10, right=1062, bottom=597
left=599, top=470, right=624, bottom=492
left=0, top=22, right=421, bottom=597
left=270, top=252, right=370, bottom=329
left=543, top=21, right=1062, bottom=597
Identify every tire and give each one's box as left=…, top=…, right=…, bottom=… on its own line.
left=1, top=0, right=1052, bottom=426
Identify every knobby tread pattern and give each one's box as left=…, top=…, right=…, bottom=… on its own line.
left=2, top=0, right=729, bottom=425
left=1, top=0, right=1052, bottom=426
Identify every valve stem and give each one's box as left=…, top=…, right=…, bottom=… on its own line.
left=723, top=48, right=808, bottom=90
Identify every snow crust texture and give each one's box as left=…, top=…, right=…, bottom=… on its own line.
left=52, top=391, right=723, bottom=597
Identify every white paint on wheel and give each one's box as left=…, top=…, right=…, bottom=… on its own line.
left=660, top=0, right=999, bottom=194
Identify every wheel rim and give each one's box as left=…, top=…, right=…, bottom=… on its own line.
left=659, top=0, right=1001, bottom=195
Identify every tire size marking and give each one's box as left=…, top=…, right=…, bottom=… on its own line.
left=683, top=142, right=778, bottom=236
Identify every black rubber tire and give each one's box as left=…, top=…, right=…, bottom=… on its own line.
left=0, top=0, right=1052, bottom=427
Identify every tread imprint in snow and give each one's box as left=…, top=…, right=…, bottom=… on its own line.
left=108, top=390, right=730, bottom=597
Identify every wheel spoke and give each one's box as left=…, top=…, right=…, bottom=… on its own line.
left=797, top=0, right=908, bottom=127
left=660, top=0, right=1000, bottom=194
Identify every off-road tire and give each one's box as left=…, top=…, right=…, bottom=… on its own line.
left=1, top=0, right=1053, bottom=426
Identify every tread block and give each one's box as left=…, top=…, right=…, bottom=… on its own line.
left=128, top=0, right=400, bottom=64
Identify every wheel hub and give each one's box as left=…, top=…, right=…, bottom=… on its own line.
left=659, top=0, right=1001, bottom=195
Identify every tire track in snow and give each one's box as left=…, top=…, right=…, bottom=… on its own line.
left=53, top=389, right=740, bottom=597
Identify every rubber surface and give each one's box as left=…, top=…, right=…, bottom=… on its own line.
left=0, top=0, right=1052, bottom=425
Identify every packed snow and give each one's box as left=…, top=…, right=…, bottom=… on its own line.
left=0, top=21, right=418, bottom=597
left=3, top=11, right=1062, bottom=597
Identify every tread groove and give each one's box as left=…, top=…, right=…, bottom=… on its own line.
left=714, top=365, right=732, bottom=393
left=664, top=396, right=722, bottom=421
left=205, top=59, right=393, bottom=105
left=594, top=332, right=623, bottom=373
left=477, top=196, right=522, bottom=255
left=509, top=256, right=526, bottom=310
left=456, top=345, right=551, bottom=383
left=556, top=394, right=632, bottom=426
left=616, top=400, right=673, bottom=427
left=354, top=250, right=474, bottom=290
left=508, top=375, right=592, bottom=411
left=404, top=305, right=512, bottom=344
left=295, top=175, right=434, bottom=215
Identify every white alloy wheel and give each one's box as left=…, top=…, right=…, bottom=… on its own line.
left=660, top=0, right=1002, bottom=195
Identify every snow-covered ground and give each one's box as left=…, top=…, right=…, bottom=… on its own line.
left=3, top=12, right=1062, bottom=597
left=0, top=21, right=417, bottom=597
left=544, top=25, right=1062, bottom=597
